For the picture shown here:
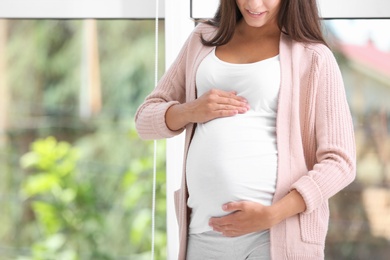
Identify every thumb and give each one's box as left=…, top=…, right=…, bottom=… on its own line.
left=222, top=201, right=244, bottom=212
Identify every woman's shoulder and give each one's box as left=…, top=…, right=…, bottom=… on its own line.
left=192, top=22, right=218, bottom=39
left=304, top=42, right=334, bottom=58
left=281, top=33, right=332, bottom=56
left=288, top=38, right=337, bottom=65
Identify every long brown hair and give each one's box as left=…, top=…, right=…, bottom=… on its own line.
left=202, top=0, right=327, bottom=47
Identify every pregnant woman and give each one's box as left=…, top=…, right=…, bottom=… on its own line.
left=135, top=0, right=356, bottom=259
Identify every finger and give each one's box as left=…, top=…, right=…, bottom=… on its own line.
left=222, top=201, right=245, bottom=212
left=209, top=89, right=248, bottom=103
left=217, top=96, right=249, bottom=107
left=209, top=213, right=239, bottom=227
left=223, top=230, right=243, bottom=237
left=209, top=217, right=227, bottom=227
left=215, top=104, right=248, bottom=113
left=216, top=223, right=246, bottom=237
left=210, top=109, right=239, bottom=119
left=211, top=223, right=234, bottom=232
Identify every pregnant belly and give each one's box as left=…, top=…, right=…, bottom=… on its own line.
left=186, top=113, right=278, bottom=219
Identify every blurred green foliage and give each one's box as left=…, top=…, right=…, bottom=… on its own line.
left=17, top=135, right=166, bottom=260
left=0, top=19, right=167, bottom=259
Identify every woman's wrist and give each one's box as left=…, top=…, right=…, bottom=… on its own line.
left=268, top=189, right=307, bottom=225
left=266, top=204, right=283, bottom=227
left=165, top=103, right=191, bottom=131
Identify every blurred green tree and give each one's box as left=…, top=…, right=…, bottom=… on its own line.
left=19, top=134, right=166, bottom=260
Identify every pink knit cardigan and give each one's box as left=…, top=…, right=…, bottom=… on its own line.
left=135, top=23, right=356, bottom=260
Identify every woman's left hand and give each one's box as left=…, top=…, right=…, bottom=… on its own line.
left=209, top=190, right=307, bottom=237
left=208, top=201, right=277, bottom=237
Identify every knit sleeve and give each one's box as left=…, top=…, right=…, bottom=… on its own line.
left=291, top=46, right=356, bottom=214
left=134, top=31, right=194, bottom=140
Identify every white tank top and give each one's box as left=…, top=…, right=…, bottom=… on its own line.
left=186, top=48, right=281, bottom=234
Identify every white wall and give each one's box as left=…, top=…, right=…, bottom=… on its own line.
left=164, top=1, right=194, bottom=259
left=0, top=0, right=165, bottom=19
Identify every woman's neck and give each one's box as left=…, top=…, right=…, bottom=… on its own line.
left=236, top=19, right=280, bottom=42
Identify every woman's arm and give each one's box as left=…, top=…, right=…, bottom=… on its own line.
left=165, top=89, right=250, bottom=131
left=135, top=23, right=249, bottom=139
left=209, top=190, right=306, bottom=237
left=290, top=46, right=356, bottom=214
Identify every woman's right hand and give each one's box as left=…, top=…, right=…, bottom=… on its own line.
left=165, top=89, right=250, bottom=131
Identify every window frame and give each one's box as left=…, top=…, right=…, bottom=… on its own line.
left=1, top=0, right=389, bottom=19
left=0, top=0, right=165, bottom=19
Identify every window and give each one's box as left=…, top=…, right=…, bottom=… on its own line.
left=0, top=3, right=167, bottom=258
left=323, top=19, right=390, bottom=259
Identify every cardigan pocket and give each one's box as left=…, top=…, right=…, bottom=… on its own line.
left=174, top=188, right=181, bottom=223
left=299, top=202, right=329, bottom=245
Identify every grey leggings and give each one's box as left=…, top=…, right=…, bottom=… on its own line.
left=186, top=230, right=270, bottom=260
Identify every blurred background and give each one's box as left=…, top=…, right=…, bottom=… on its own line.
left=0, top=17, right=389, bottom=260
left=324, top=19, right=390, bottom=260
left=0, top=19, right=167, bottom=260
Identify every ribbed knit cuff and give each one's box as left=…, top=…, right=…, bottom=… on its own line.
left=291, top=175, right=323, bottom=214
left=152, top=101, right=184, bottom=138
